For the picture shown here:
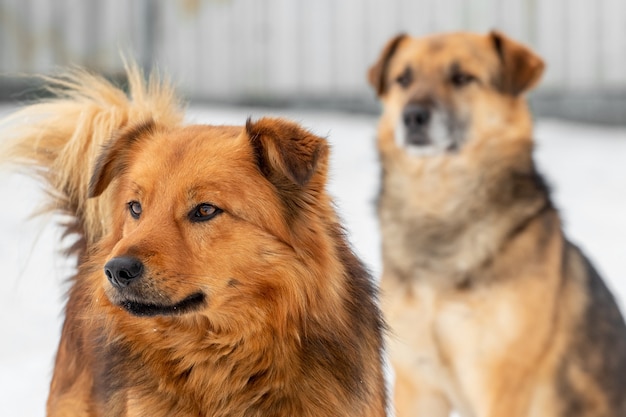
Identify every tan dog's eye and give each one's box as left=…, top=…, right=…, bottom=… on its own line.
left=189, top=203, right=223, bottom=223
left=450, top=71, right=476, bottom=87
left=128, top=201, right=142, bottom=219
left=395, top=67, right=413, bottom=88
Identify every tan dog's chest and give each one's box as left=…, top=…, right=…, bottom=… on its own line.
left=383, top=280, right=470, bottom=413
left=383, top=273, right=559, bottom=417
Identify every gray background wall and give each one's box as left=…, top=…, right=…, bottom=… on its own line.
left=1, top=0, right=626, bottom=124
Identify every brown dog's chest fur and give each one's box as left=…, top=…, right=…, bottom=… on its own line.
left=49, top=198, right=386, bottom=417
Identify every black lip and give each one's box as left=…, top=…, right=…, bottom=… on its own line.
left=406, top=134, right=431, bottom=146
left=119, top=292, right=206, bottom=317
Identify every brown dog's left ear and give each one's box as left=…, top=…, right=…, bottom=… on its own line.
left=246, top=117, right=328, bottom=188
left=88, top=120, right=158, bottom=197
left=368, top=34, right=407, bottom=96
left=490, top=30, right=545, bottom=96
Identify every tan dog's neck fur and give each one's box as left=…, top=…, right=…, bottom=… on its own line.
left=378, top=117, right=547, bottom=286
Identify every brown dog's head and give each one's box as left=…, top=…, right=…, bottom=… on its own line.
left=368, top=30, right=544, bottom=156
left=87, top=118, right=331, bottom=330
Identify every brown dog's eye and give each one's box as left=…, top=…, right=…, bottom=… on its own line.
left=128, top=201, right=142, bottom=219
left=189, top=203, right=223, bottom=223
left=450, top=71, right=476, bottom=87
left=395, top=67, right=413, bottom=88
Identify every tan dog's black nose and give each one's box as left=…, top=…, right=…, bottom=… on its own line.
left=105, top=256, right=144, bottom=288
left=403, top=104, right=431, bottom=132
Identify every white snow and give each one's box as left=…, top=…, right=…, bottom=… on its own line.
left=0, top=103, right=625, bottom=416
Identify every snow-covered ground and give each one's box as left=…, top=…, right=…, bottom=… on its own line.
left=0, top=103, right=625, bottom=416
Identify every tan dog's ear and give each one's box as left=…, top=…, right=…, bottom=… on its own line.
left=368, top=34, right=407, bottom=96
left=246, top=117, right=328, bottom=188
left=490, top=30, right=545, bottom=96
left=88, top=120, right=157, bottom=197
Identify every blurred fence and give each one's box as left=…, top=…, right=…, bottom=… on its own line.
left=1, top=0, right=626, bottom=123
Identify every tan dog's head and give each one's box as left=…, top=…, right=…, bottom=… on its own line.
left=368, top=31, right=544, bottom=156
left=87, top=118, right=332, bottom=331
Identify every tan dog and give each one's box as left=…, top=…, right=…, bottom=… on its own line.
left=368, top=30, right=626, bottom=417
left=1, top=66, right=388, bottom=416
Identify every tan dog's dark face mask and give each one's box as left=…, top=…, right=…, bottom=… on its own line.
left=369, top=31, right=544, bottom=156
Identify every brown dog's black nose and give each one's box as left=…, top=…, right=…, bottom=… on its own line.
left=403, top=104, right=431, bottom=131
left=104, top=256, right=144, bottom=288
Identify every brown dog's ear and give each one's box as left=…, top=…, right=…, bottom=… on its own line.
left=490, top=30, right=545, bottom=96
left=368, top=33, right=407, bottom=96
left=88, top=120, right=157, bottom=197
left=246, top=117, right=327, bottom=188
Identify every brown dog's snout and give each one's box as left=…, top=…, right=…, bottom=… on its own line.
left=403, top=103, right=431, bottom=132
left=105, top=256, right=144, bottom=289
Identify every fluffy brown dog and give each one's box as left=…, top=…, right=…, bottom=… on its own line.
left=1, top=66, right=388, bottom=416
left=368, top=30, right=626, bottom=416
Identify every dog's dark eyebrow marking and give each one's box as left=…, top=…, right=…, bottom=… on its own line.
left=450, top=61, right=463, bottom=74
left=186, top=183, right=223, bottom=203
left=130, top=181, right=145, bottom=196
left=396, top=66, right=413, bottom=88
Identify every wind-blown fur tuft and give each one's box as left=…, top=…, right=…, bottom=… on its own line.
left=0, top=63, right=184, bottom=250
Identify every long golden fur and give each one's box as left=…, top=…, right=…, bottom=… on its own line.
left=368, top=30, right=626, bottom=417
left=1, top=65, right=388, bottom=416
